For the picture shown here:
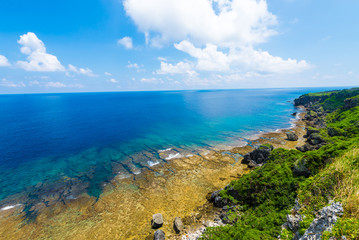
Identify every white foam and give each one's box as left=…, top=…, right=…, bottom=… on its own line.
left=165, top=153, right=182, bottom=160
left=0, top=204, right=22, bottom=211
left=186, top=154, right=194, bottom=157
left=159, top=148, right=172, bottom=152
left=133, top=170, right=141, bottom=175
left=147, top=160, right=160, bottom=167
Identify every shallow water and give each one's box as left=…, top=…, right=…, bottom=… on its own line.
left=0, top=87, right=338, bottom=203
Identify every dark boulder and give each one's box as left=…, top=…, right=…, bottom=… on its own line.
left=296, top=143, right=315, bottom=152
left=152, top=213, right=163, bottom=229
left=154, top=230, right=165, bottom=240
left=227, top=186, right=240, bottom=200
left=241, top=145, right=273, bottom=165
left=291, top=112, right=297, bottom=116
left=286, top=132, right=299, bottom=141
left=173, top=217, right=184, bottom=233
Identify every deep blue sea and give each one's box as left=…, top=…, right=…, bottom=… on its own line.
left=0, top=88, right=339, bottom=203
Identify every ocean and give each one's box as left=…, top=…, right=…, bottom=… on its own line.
left=0, top=87, right=338, bottom=204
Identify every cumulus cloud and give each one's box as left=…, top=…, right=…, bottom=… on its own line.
left=158, top=40, right=311, bottom=76
left=124, top=0, right=311, bottom=80
left=45, top=81, right=66, bottom=88
left=124, top=0, right=277, bottom=47
left=0, top=78, right=26, bottom=88
left=16, top=32, right=65, bottom=72
left=0, top=55, right=11, bottom=67
left=68, top=64, right=96, bottom=77
left=118, top=37, right=133, bottom=49
left=105, top=72, right=112, bottom=76
left=157, top=61, right=197, bottom=76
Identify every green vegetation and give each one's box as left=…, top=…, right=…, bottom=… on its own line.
left=201, top=88, right=359, bottom=240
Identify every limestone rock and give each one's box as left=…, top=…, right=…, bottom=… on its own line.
left=286, top=132, right=299, bottom=141
left=173, top=217, right=184, bottom=233
left=299, top=202, right=343, bottom=240
left=154, top=230, right=165, bottom=240
left=241, top=145, right=273, bottom=165
left=152, top=213, right=164, bottom=229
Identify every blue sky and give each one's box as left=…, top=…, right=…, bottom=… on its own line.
left=0, top=0, right=358, bottom=93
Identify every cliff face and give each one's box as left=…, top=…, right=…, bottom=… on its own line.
left=201, top=87, right=359, bottom=240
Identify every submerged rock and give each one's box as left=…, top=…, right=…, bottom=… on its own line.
left=173, top=217, right=184, bottom=233
left=154, top=230, right=165, bottom=240
left=286, top=132, right=299, bottom=141
left=152, top=213, right=164, bottom=229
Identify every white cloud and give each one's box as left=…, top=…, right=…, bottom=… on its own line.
left=108, top=78, right=118, bottom=83
left=157, top=61, right=197, bottom=76
left=159, top=40, right=311, bottom=75
left=0, top=55, right=11, bottom=67
left=0, top=78, right=26, bottom=88
left=124, top=0, right=277, bottom=47
left=45, top=81, right=66, bottom=88
left=16, top=32, right=65, bottom=72
left=68, top=64, right=96, bottom=77
left=140, top=77, right=163, bottom=83
left=105, top=72, right=112, bottom=76
left=175, top=41, right=231, bottom=71
left=118, top=37, right=133, bottom=49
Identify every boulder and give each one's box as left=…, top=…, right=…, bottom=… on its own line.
left=173, top=217, right=184, bottom=233
left=152, top=213, right=163, bottom=229
left=226, top=187, right=240, bottom=200
left=154, top=230, right=165, bottom=240
left=209, top=190, right=220, bottom=203
left=291, top=112, right=298, bottom=116
left=286, top=132, right=299, bottom=141
left=241, top=145, right=273, bottom=165
left=296, top=143, right=315, bottom=152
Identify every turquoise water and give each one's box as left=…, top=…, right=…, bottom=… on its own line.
left=0, top=88, right=338, bottom=206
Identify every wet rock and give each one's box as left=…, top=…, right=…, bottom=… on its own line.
left=291, top=112, right=298, bottom=116
left=299, top=202, right=343, bottom=240
left=286, top=132, right=299, bottom=141
left=152, top=213, right=164, bottom=229
left=173, top=217, right=184, bottom=233
left=241, top=145, right=273, bottom=165
left=154, top=230, right=165, bottom=240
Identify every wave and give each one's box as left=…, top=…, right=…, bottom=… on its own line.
left=165, top=153, right=182, bottom=160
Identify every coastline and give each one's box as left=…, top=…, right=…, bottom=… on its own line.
left=0, top=108, right=307, bottom=239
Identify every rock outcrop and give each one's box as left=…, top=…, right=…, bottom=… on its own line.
left=173, top=217, right=184, bottom=233
left=241, top=144, right=273, bottom=168
left=154, top=230, right=165, bottom=240
left=299, top=202, right=343, bottom=240
left=152, top=213, right=164, bottom=229
left=286, top=132, right=299, bottom=141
